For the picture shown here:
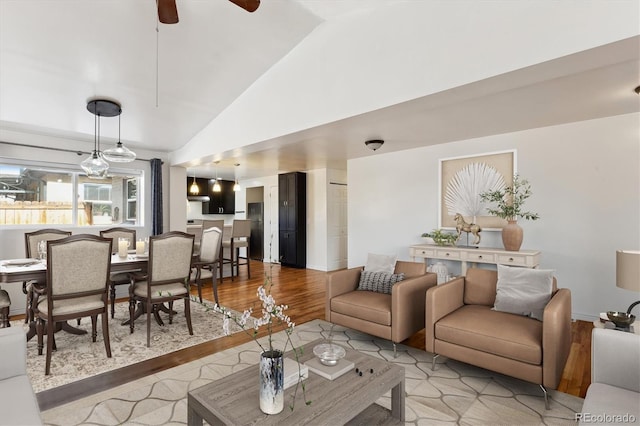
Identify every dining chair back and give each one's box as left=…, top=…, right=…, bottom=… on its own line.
left=99, top=227, right=139, bottom=319
left=202, top=219, right=225, bottom=281
left=23, top=229, right=72, bottom=327
left=192, top=227, right=223, bottom=304
left=222, top=219, right=252, bottom=281
left=36, top=234, right=112, bottom=375
left=128, top=231, right=194, bottom=347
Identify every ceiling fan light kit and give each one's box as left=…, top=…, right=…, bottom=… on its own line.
left=365, top=139, right=384, bottom=151
left=82, top=99, right=137, bottom=178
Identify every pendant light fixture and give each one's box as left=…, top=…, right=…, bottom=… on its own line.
left=103, top=111, right=136, bottom=162
left=189, top=170, right=200, bottom=195
left=233, top=163, right=241, bottom=191
left=81, top=100, right=113, bottom=179
left=212, top=161, right=221, bottom=192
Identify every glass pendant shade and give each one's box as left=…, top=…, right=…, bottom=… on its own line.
left=212, top=179, right=222, bottom=192
left=81, top=151, right=109, bottom=179
left=233, top=180, right=241, bottom=191
left=189, top=177, right=200, bottom=194
left=103, top=141, right=136, bottom=162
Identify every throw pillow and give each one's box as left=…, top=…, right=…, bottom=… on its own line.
left=357, top=271, right=405, bottom=294
left=364, top=253, right=397, bottom=274
left=494, top=265, right=554, bottom=321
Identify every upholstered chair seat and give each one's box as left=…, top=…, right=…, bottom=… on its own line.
left=128, top=231, right=194, bottom=347
left=34, top=234, right=113, bottom=375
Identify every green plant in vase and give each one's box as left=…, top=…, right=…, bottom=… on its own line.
left=479, top=174, right=540, bottom=251
left=421, top=229, right=458, bottom=246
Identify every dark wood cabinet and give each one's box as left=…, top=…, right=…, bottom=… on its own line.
left=202, top=179, right=235, bottom=214
left=278, top=172, right=306, bottom=268
left=186, top=177, right=210, bottom=200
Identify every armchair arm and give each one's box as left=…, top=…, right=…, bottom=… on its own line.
left=0, top=327, right=27, bottom=380
left=591, top=328, right=640, bottom=393
left=541, top=288, right=572, bottom=389
left=391, top=272, right=437, bottom=343
left=425, top=277, right=465, bottom=353
left=325, top=267, right=363, bottom=321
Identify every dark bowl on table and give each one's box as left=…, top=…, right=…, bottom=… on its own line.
left=607, top=311, right=636, bottom=328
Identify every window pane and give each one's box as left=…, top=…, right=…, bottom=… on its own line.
left=0, top=166, right=74, bottom=225
left=78, top=175, right=139, bottom=226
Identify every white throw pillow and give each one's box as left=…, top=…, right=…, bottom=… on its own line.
left=494, top=265, right=554, bottom=321
left=364, top=253, right=397, bottom=274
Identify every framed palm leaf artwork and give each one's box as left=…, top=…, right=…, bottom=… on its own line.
left=439, top=150, right=515, bottom=230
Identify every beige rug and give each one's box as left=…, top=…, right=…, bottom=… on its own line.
left=41, top=319, right=584, bottom=425
left=11, top=299, right=247, bottom=393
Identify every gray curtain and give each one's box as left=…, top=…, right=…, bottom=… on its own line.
left=150, top=158, right=163, bottom=235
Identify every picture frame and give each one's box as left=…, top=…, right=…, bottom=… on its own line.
left=439, top=150, right=516, bottom=230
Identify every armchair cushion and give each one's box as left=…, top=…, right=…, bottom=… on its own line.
left=331, top=291, right=391, bottom=326
left=494, top=265, right=554, bottom=321
left=357, top=271, right=405, bottom=294
left=364, top=253, right=396, bottom=273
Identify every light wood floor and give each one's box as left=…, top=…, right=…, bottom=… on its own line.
left=30, top=260, right=591, bottom=411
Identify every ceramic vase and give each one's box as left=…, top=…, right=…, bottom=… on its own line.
left=502, top=220, right=523, bottom=251
left=432, top=262, right=449, bottom=285
left=259, top=349, right=284, bottom=414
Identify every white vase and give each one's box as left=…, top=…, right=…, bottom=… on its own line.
left=259, top=350, right=284, bottom=414
left=432, top=262, right=449, bottom=285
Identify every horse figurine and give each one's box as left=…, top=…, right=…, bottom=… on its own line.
left=453, top=213, right=481, bottom=245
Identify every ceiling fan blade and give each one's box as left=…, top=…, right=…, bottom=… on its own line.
left=229, top=0, right=260, bottom=13
left=158, top=0, right=179, bottom=24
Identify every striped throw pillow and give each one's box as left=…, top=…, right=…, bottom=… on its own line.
left=357, top=271, right=405, bottom=294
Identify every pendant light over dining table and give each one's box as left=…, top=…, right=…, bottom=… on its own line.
left=81, top=99, right=136, bottom=179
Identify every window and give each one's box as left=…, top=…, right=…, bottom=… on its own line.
left=0, top=161, right=143, bottom=226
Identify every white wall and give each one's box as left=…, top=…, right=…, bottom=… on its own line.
left=348, top=113, right=640, bottom=321
left=306, top=169, right=328, bottom=271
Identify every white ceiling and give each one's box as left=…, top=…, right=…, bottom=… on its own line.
left=1, top=1, right=638, bottom=180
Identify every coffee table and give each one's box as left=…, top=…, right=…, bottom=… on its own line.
left=187, top=338, right=405, bottom=425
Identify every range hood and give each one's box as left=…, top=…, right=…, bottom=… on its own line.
left=187, top=195, right=210, bottom=202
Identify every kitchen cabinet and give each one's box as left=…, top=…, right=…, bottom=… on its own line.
left=278, top=172, right=306, bottom=268
left=186, top=178, right=210, bottom=201
left=202, top=179, right=235, bottom=214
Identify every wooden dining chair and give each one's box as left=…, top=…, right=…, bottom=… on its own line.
left=34, top=234, right=113, bottom=375
left=128, top=231, right=194, bottom=347
left=191, top=227, right=223, bottom=304
left=100, top=227, right=139, bottom=319
left=222, top=219, right=252, bottom=281
left=24, top=229, right=72, bottom=330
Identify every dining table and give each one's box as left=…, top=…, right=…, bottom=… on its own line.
left=0, top=253, right=149, bottom=340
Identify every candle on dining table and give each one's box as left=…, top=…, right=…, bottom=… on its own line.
left=118, top=238, right=129, bottom=258
left=136, top=239, right=145, bottom=255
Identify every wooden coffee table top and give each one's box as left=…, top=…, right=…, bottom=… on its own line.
left=187, top=338, right=405, bottom=425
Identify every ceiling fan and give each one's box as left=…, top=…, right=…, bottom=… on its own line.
left=157, top=0, right=260, bottom=24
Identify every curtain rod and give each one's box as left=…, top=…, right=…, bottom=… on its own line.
left=0, top=140, right=161, bottom=163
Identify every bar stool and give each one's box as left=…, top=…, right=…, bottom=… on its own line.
left=0, top=288, right=11, bottom=328
left=222, top=219, right=252, bottom=281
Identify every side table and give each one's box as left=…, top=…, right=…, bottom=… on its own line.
left=592, top=319, right=639, bottom=335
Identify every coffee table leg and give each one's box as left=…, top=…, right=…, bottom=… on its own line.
left=391, top=376, right=405, bottom=421
left=187, top=406, right=203, bottom=426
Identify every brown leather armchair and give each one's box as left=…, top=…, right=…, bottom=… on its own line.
left=425, top=268, right=572, bottom=409
left=326, top=261, right=437, bottom=356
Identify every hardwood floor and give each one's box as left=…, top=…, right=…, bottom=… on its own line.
left=30, top=260, right=591, bottom=411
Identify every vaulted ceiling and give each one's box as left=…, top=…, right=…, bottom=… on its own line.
left=1, top=1, right=638, bottom=180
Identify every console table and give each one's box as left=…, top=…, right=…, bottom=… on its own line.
left=409, top=244, right=540, bottom=275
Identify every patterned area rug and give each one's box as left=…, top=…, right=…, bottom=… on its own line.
left=41, top=319, right=584, bottom=425
left=11, top=298, right=246, bottom=393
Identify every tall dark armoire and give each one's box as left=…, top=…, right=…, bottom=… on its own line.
left=278, top=172, right=306, bottom=268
